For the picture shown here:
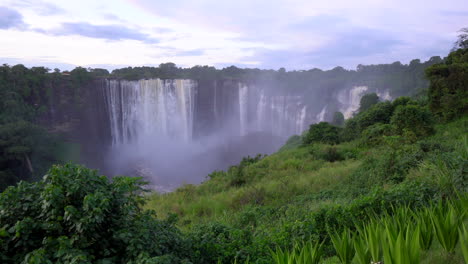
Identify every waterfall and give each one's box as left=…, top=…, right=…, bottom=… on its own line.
left=103, top=79, right=196, bottom=146
left=297, top=106, right=307, bottom=133
left=239, top=83, right=249, bottom=136
left=254, top=90, right=307, bottom=136
left=377, top=89, right=391, bottom=101
left=316, top=105, right=327, bottom=122
left=256, top=89, right=267, bottom=131
left=338, top=86, right=368, bottom=119
left=103, top=78, right=311, bottom=145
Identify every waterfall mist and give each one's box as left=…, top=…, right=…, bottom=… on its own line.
left=101, top=79, right=298, bottom=191
left=98, top=78, right=391, bottom=191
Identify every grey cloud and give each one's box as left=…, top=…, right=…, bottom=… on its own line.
left=175, top=49, right=205, bottom=56
left=314, top=28, right=404, bottom=58
left=153, top=27, right=174, bottom=34
left=0, top=7, right=26, bottom=29
left=46, top=22, right=158, bottom=43
left=12, top=0, right=65, bottom=16
left=241, top=28, right=404, bottom=70
left=102, top=13, right=126, bottom=23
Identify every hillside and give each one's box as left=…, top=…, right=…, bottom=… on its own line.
left=0, top=39, right=467, bottom=264
left=145, top=111, right=467, bottom=264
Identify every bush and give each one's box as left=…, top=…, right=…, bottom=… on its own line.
left=280, top=135, right=303, bottom=151
left=356, top=102, right=394, bottom=130
left=391, top=96, right=416, bottom=109
left=225, top=154, right=265, bottom=187
left=341, top=102, right=394, bottom=142
left=358, top=93, right=379, bottom=113
left=0, top=164, right=189, bottom=263
left=361, top=123, right=395, bottom=146
left=390, top=104, right=435, bottom=138
left=187, top=222, right=251, bottom=264
left=331, top=112, right=345, bottom=127
left=303, top=122, right=341, bottom=145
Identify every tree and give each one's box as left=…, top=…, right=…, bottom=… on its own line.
left=303, top=122, right=341, bottom=145
left=0, top=164, right=190, bottom=263
left=356, top=102, right=394, bottom=131
left=452, top=27, right=468, bottom=51
left=426, top=47, right=468, bottom=120
left=358, top=93, right=379, bottom=112
left=390, top=105, right=434, bottom=138
left=331, top=112, right=345, bottom=127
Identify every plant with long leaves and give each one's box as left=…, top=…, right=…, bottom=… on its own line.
left=382, top=222, right=421, bottom=264
left=459, top=224, right=468, bottom=264
left=269, top=241, right=323, bottom=264
left=362, top=219, right=383, bottom=263
left=270, top=246, right=295, bottom=264
left=353, top=235, right=371, bottom=264
left=330, top=229, right=355, bottom=264
left=414, top=207, right=434, bottom=250
left=431, top=201, right=463, bottom=253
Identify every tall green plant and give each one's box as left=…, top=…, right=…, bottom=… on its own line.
left=360, top=219, right=383, bottom=263
left=414, top=207, right=434, bottom=250
left=270, top=246, right=294, bottom=264
left=431, top=201, right=463, bottom=253
left=353, top=235, right=371, bottom=264
left=460, top=224, right=468, bottom=264
left=330, top=229, right=355, bottom=264
left=296, top=241, right=323, bottom=264
left=382, top=223, right=421, bottom=264
left=269, top=241, right=323, bottom=264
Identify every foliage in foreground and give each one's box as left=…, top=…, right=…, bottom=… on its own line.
left=269, top=198, right=467, bottom=264
left=0, top=164, right=189, bottom=264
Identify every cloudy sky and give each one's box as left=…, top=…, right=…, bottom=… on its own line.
left=0, top=0, right=467, bottom=71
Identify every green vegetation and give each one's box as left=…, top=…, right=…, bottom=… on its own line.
left=331, top=112, right=345, bottom=127
left=141, top=44, right=468, bottom=263
left=1, top=29, right=467, bottom=264
left=358, top=93, right=380, bottom=112
left=426, top=40, right=468, bottom=121
left=0, top=164, right=190, bottom=263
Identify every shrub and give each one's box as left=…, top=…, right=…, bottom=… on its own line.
left=358, top=93, right=379, bottom=113
left=188, top=222, right=250, bottom=264
left=331, top=112, right=345, bottom=127
left=320, top=147, right=344, bottom=163
left=281, top=135, right=303, bottom=151
left=0, top=164, right=189, bottom=263
left=361, top=123, right=395, bottom=146
left=391, top=96, right=416, bottom=109
left=303, top=122, right=341, bottom=145
left=356, top=102, right=394, bottom=130
left=390, top=104, right=435, bottom=138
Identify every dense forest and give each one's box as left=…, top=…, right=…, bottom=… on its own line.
left=0, top=30, right=467, bottom=263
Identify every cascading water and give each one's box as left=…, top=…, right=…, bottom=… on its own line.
left=338, top=86, right=369, bottom=118
left=101, top=78, right=314, bottom=190
left=103, top=79, right=196, bottom=146
left=316, top=105, right=327, bottom=122
left=254, top=90, right=307, bottom=136
left=238, top=83, right=249, bottom=136
left=377, top=89, right=392, bottom=101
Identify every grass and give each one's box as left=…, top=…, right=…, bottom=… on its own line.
left=145, top=154, right=361, bottom=227
left=144, top=116, right=468, bottom=263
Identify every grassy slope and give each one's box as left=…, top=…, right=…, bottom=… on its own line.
left=145, top=117, right=467, bottom=263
